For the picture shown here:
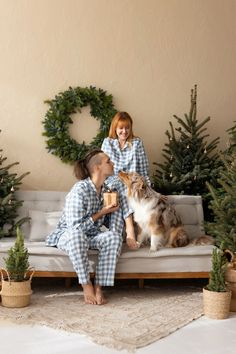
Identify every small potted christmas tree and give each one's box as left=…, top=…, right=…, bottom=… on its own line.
left=0, top=227, right=33, bottom=308
left=203, top=247, right=231, bottom=319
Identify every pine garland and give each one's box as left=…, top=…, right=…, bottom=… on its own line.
left=42, top=86, right=117, bottom=163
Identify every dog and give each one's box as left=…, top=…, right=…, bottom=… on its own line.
left=118, top=171, right=189, bottom=251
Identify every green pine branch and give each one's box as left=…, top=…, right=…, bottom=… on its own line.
left=206, top=152, right=236, bottom=253
left=4, top=227, right=30, bottom=281
left=0, top=131, right=30, bottom=237
left=206, top=248, right=227, bottom=292
left=153, top=86, right=220, bottom=220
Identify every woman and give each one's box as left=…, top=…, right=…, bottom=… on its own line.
left=102, top=111, right=151, bottom=186
left=102, top=112, right=151, bottom=249
left=46, top=149, right=134, bottom=305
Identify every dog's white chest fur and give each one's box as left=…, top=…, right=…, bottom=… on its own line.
left=129, top=198, right=152, bottom=230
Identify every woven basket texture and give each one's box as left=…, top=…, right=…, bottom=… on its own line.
left=203, top=288, right=231, bottom=319
left=226, top=268, right=236, bottom=311
left=0, top=279, right=32, bottom=308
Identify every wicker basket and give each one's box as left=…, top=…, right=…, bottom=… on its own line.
left=203, top=287, right=231, bottom=319
left=0, top=270, right=33, bottom=308
left=226, top=267, right=236, bottom=312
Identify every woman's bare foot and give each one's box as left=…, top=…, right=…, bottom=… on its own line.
left=82, top=283, right=97, bottom=305
left=95, top=285, right=107, bottom=305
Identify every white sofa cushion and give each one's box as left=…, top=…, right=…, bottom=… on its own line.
left=28, top=210, right=62, bottom=241
left=15, top=191, right=67, bottom=239
left=0, top=239, right=213, bottom=273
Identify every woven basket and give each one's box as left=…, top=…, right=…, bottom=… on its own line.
left=203, top=287, right=231, bottom=319
left=0, top=270, right=33, bottom=308
left=226, top=267, right=236, bottom=312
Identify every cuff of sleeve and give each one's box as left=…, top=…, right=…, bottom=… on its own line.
left=123, top=208, right=133, bottom=220
left=74, top=216, right=94, bottom=232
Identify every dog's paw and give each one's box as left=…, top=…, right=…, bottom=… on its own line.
left=149, top=245, right=159, bottom=252
left=150, top=235, right=163, bottom=252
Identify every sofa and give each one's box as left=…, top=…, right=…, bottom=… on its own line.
left=0, top=191, right=214, bottom=286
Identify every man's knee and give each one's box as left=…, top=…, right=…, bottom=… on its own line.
left=105, top=231, right=122, bottom=247
left=69, top=231, right=88, bottom=251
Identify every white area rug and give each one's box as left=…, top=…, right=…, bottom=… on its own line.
left=0, top=284, right=203, bottom=352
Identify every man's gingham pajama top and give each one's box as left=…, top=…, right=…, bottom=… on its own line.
left=46, top=178, right=131, bottom=286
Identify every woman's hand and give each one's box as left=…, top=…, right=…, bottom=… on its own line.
left=160, top=194, right=168, bottom=202
left=126, top=236, right=140, bottom=250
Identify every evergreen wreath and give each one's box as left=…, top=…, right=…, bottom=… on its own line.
left=43, top=86, right=117, bottom=163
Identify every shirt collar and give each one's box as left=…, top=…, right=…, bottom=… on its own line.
left=87, top=177, right=106, bottom=197
left=114, top=139, right=129, bottom=150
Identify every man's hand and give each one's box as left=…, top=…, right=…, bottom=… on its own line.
left=92, top=203, right=119, bottom=222
left=101, top=203, right=119, bottom=215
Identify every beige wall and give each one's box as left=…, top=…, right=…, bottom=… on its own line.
left=1, top=0, right=236, bottom=191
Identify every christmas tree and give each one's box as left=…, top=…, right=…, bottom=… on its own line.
left=225, top=121, right=236, bottom=155
left=206, top=247, right=227, bottom=292
left=4, top=226, right=30, bottom=281
left=0, top=130, right=30, bottom=237
left=206, top=152, right=236, bottom=254
left=153, top=85, right=220, bottom=220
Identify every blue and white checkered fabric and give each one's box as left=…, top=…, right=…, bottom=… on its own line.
left=57, top=229, right=122, bottom=285
left=101, top=137, right=151, bottom=186
left=46, top=178, right=131, bottom=285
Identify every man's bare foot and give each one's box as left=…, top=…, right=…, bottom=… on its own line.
left=95, top=285, right=107, bottom=305
left=82, top=283, right=97, bottom=305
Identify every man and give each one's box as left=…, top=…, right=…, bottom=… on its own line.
left=46, top=149, right=134, bottom=305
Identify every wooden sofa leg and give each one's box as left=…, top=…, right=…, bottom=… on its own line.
left=138, top=279, right=144, bottom=289
left=65, top=278, right=72, bottom=288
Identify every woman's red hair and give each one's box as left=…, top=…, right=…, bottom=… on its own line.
left=108, top=112, right=135, bottom=142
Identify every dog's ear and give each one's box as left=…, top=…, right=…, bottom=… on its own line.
left=137, top=180, right=145, bottom=190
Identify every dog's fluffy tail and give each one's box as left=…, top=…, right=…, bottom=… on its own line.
left=168, top=226, right=189, bottom=248
left=190, top=235, right=215, bottom=246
